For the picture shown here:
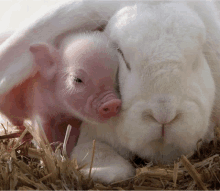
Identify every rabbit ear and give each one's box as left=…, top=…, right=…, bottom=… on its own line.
left=30, top=43, right=58, bottom=81
left=0, top=1, right=122, bottom=95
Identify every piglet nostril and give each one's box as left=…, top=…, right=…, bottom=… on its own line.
left=103, top=108, right=109, bottom=112
left=99, top=99, right=122, bottom=119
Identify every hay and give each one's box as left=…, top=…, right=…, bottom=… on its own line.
left=0, top=121, right=219, bottom=190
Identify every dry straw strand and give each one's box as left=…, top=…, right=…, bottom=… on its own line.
left=173, top=161, right=179, bottom=188
left=63, top=124, right=72, bottom=159
left=181, top=155, right=208, bottom=190
left=88, top=139, right=96, bottom=179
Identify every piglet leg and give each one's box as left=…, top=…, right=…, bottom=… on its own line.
left=43, top=114, right=82, bottom=157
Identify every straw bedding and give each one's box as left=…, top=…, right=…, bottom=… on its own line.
left=0, top=120, right=219, bottom=190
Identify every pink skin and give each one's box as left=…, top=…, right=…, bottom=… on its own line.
left=0, top=33, right=121, bottom=155
left=60, top=37, right=121, bottom=122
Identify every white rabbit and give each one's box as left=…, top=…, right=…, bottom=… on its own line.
left=71, top=1, right=220, bottom=183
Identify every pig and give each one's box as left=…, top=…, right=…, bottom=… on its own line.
left=0, top=0, right=129, bottom=95
left=0, top=31, right=121, bottom=155
left=70, top=1, right=220, bottom=183
left=0, top=0, right=127, bottom=155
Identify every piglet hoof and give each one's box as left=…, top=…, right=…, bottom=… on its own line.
left=99, top=99, right=121, bottom=119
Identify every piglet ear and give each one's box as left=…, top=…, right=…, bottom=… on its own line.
left=30, top=43, right=58, bottom=80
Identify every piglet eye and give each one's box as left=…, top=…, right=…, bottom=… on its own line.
left=73, top=77, right=83, bottom=83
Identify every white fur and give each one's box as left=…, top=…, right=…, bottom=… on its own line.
left=71, top=1, right=220, bottom=183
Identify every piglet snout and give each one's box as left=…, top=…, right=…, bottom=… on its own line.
left=99, top=99, right=121, bottom=119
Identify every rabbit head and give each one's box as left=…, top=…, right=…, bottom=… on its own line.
left=105, top=2, right=215, bottom=163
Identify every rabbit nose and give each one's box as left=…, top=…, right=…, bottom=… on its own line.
left=149, top=95, right=178, bottom=124
left=152, top=107, right=177, bottom=124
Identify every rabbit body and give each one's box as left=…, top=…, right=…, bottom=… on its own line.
left=71, top=1, right=220, bottom=183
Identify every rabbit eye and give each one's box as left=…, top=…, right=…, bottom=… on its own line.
left=73, top=77, right=83, bottom=83
left=117, top=48, right=131, bottom=71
